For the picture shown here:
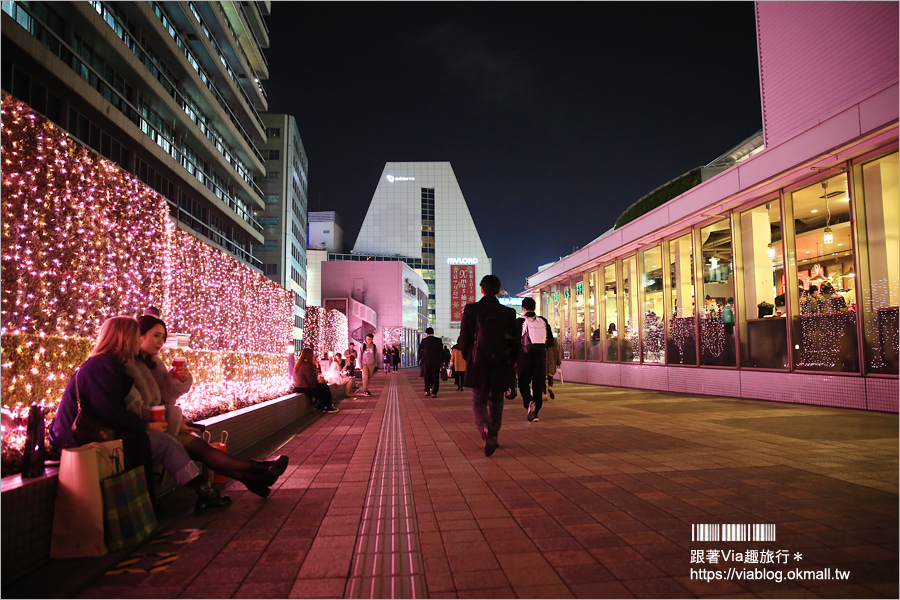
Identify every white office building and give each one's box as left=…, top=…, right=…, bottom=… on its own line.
left=348, top=162, right=492, bottom=342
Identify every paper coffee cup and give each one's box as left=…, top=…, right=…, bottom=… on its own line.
left=150, top=406, right=166, bottom=423
left=172, top=356, right=187, bottom=378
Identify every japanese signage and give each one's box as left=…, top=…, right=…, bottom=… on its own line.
left=450, top=264, right=476, bottom=321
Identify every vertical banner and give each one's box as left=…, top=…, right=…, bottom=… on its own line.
left=450, top=265, right=476, bottom=321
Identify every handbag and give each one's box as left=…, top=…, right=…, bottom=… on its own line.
left=71, top=368, right=115, bottom=443
left=440, top=368, right=449, bottom=381
left=202, top=430, right=229, bottom=483
left=51, top=440, right=124, bottom=557
left=101, top=450, right=157, bottom=551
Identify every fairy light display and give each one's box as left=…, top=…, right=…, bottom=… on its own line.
left=1, top=95, right=292, bottom=467
left=302, top=306, right=348, bottom=359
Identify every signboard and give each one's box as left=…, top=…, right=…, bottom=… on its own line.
left=450, top=265, right=476, bottom=321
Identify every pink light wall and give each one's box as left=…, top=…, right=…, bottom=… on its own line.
left=1, top=94, right=293, bottom=414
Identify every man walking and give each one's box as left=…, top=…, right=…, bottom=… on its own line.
left=417, top=327, right=444, bottom=397
left=457, top=274, right=518, bottom=457
left=517, top=297, right=554, bottom=422
left=359, top=333, right=378, bottom=396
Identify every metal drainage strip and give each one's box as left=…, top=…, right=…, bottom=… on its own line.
left=346, top=376, right=427, bottom=599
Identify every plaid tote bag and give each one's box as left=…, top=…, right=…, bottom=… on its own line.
left=100, top=453, right=157, bottom=551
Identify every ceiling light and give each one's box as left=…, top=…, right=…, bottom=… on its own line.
left=824, top=227, right=834, bottom=245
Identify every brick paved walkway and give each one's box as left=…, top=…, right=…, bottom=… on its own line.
left=63, top=369, right=899, bottom=598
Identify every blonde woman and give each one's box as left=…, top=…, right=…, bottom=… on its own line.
left=49, top=316, right=230, bottom=512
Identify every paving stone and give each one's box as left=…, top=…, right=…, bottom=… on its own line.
left=35, top=374, right=898, bottom=600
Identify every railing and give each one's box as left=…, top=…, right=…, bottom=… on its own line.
left=169, top=199, right=263, bottom=269
left=145, top=1, right=266, bottom=161
left=85, top=1, right=264, bottom=186
left=2, top=1, right=264, bottom=234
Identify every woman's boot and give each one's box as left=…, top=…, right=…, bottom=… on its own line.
left=189, top=476, right=232, bottom=512
left=247, top=455, right=289, bottom=486
left=239, top=454, right=288, bottom=497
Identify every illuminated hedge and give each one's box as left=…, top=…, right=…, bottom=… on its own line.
left=302, top=306, right=348, bottom=359
left=1, top=95, right=293, bottom=424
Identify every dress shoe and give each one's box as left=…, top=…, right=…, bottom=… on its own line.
left=190, top=477, right=232, bottom=512
left=484, top=434, right=499, bottom=457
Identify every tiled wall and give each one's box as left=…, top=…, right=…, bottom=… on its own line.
left=1, top=472, right=58, bottom=585
left=574, top=361, right=896, bottom=412
left=866, top=377, right=900, bottom=412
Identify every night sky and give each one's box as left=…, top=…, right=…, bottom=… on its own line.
left=263, top=2, right=763, bottom=295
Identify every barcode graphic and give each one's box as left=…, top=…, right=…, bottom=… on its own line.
left=692, top=524, right=776, bottom=542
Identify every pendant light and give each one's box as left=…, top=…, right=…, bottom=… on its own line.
left=822, top=181, right=833, bottom=244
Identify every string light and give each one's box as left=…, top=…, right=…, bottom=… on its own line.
left=1, top=95, right=293, bottom=469
left=302, top=306, right=348, bottom=359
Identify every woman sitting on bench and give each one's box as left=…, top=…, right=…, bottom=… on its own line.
left=50, top=316, right=231, bottom=512
left=292, top=348, right=340, bottom=413
left=129, top=315, right=289, bottom=500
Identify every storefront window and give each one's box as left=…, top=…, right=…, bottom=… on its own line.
left=668, top=233, right=696, bottom=365
left=858, top=152, right=899, bottom=374
left=790, top=174, right=859, bottom=372
left=604, top=263, right=619, bottom=361
left=587, top=270, right=602, bottom=361
left=573, top=277, right=586, bottom=359
left=622, top=255, right=639, bottom=362
left=641, top=246, right=664, bottom=363
left=546, top=285, right=560, bottom=346
left=699, top=220, right=736, bottom=366
left=739, top=200, right=787, bottom=369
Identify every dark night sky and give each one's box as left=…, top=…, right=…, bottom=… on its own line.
left=263, top=2, right=763, bottom=295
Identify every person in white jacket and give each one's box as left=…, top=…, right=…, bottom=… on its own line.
left=515, top=297, right=554, bottom=422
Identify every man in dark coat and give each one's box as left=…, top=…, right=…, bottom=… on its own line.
left=457, top=274, right=518, bottom=457
left=417, top=327, right=444, bottom=397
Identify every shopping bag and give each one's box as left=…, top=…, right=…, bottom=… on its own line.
left=101, top=456, right=157, bottom=551
left=203, top=430, right=229, bottom=483
left=50, top=440, right=123, bottom=558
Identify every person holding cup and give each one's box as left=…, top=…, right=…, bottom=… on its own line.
left=129, top=315, right=290, bottom=500
left=49, top=316, right=230, bottom=512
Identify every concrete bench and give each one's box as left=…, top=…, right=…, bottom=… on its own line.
left=1, top=386, right=349, bottom=586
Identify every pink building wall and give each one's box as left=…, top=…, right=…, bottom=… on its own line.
left=757, top=1, right=899, bottom=149
left=321, top=261, right=426, bottom=350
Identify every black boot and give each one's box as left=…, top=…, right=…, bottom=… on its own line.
left=240, top=477, right=271, bottom=498
left=247, top=455, right=289, bottom=487
left=189, top=476, right=232, bottom=512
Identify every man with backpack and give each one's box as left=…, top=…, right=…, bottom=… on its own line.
left=517, top=297, right=554, bottom=422
left=359, top=333, right=378, bottom=396
left=457, top=274, right=518, bottom=457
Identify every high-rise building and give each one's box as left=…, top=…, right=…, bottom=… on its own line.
left=2, top=1, right=271, bottom=269
left=344, top=162, right=491, bottom=342
left=257, top=113, right=308, bottom=350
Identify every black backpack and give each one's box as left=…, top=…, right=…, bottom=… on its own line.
left=471, top=307, right=513, bottom=367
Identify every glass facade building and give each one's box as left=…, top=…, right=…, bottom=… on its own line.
left=525, top=3, right=898, bottom=412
